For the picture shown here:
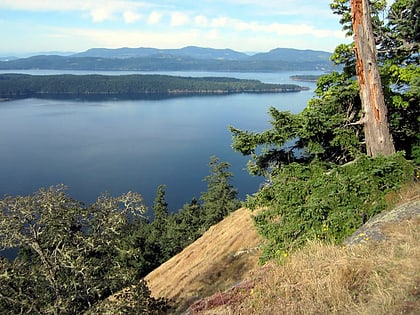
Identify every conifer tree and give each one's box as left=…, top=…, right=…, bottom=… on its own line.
left=151, top=184, right=169, bottom=238
left=200, top=156, right=241, bottom=228
left=177, top=198, right=204, bottom=247
left=150, top=184, right=172, bottom=263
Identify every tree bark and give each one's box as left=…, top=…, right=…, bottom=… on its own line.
left=350, top=0, right=396, bottom=156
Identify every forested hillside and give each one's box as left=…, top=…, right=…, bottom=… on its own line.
left=0, top=73, right=306, bottom=100
left=0, top=47, right=333, bottom=71
left=0, top=157, right=241, bottom=314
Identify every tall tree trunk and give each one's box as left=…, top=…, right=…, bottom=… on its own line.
left=350, top=0, right=396, bottom=156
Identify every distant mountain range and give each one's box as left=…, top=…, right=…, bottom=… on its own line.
left=0, top=46, right=334, bottom=72
left=71, top=46, right=250, bottom=60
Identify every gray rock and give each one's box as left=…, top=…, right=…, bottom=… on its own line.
left=343, top=200, right=420, bottom=245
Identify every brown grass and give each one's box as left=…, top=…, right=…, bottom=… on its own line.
left=188, top=182, right=420, bottom=314
left=196, top=215, right=419, bottom=315
left=385, top=180, right=420, bottom=207
left=144, top=207, right=262, bottom=312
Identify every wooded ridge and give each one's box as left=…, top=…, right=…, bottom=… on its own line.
left=0, top=47, right=333, bottom=71
left=0, top=73, right=307, bottom=100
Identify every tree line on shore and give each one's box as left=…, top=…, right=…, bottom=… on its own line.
left=0, top=73, right=306, bottom=100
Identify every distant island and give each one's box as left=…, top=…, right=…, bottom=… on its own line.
left=0, top=46, right=334, bottom=72
left=290, top=74, right=322, bottom=82
left=0, top=73, right=309, bottom=100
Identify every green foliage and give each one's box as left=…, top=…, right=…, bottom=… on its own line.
left=167, top=198, right=205, bottom=250
left=229, top=0, right=419, bottom=263
left=247, top=153, right=414, bottom=262
left=200, top=156, right=242, bottom=228
left=0, top=73, right=305, bottom=99
left=0, top=185, right=169, bottom=314
left=229, top=76, right=363, bottom=176
left=330, top=0, right=388, bottom=37
left=328, top=0, right=420, bottom=159
left=0, top=164, right=240, bottom=314
left=152, top=185, right=169, bottom=228
left=156, top=156, right=241, bottom=253
left=382, top=0, right=419, bottom=63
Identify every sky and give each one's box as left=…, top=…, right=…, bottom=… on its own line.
left=0, top=0, right=350, bottom=56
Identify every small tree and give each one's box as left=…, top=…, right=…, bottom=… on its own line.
left=200, top=156, right=241, bottom=228
left=173, top=198, right=205, bottom=247
left=151, top=185, right=169, bottom=242
left=149, top=184, right=172, bottom=264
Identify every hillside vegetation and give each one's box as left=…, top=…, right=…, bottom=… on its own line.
left=0, top=157, right=243, bottom=314
left=187, top=1, right=418, bottom=312
left=184, top=183, right=419, bottom=314
left=0, top=47, right=333, bottom=71
left=0, top=73, right=306, bottom=100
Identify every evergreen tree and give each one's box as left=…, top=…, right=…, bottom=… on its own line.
left=229, top=0, right=418, bottom=261
left=330, top=0, right=419, bottom=160
left=152, top=185, right=169, bottom=232
left=231, top=0, right=419, bottom=176
left=200, top=156, right=241, bottom=228
left=150, top=185, right=171, bottom=264
left=174, top=198, right=205, bottom=248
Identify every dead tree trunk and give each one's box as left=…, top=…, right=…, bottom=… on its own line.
left=350, top=0, right=396, bottom=156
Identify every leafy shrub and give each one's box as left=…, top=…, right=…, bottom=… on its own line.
left=246, top=152, right=414, bottom=262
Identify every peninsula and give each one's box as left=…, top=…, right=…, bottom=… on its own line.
left=0, top=73, right=308, bottom=100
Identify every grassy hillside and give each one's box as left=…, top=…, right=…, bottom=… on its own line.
left=144, top=207, right=262, bottom=313
left=143, top=183, right=419, bottom=314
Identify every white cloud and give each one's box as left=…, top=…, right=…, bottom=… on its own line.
left=194, top=15, right=209, bottom=27
left=0, top=0, right=347, bottom=53
left=170, top=12, right=190, bottom=27
left=220, top=0, right=333, bottom=15
left=207, top=16, right=344, bottom=39
left=148, top=11, right=163, bottom=24
left=90, top=7, right=114, bottom=22
left=87, top=2, right=148, bottom=23
left=49, top=27, right=203, bottom=50
left=123, top=11, right=142, bottom=23
left=211, top=17, right=230, bottom=28
left=0, top=0, right=151, bottom=23
left=0, top=0, right=87, bottom=11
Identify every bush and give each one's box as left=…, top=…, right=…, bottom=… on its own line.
left=247, top=152, right=414, bottom=262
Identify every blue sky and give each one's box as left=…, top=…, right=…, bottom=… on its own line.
left=0, top=0, right=350, bottom=56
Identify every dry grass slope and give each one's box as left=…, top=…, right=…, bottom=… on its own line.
left=144, top=207, right=262, bottom=312
left=188, top=183, right=420, bottom=314
left=222, top=217, right=420, bottom=315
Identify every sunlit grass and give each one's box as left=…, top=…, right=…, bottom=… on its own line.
left=235, top=216, right=419, bottom=314
left=193, top=182, right=420, bottom=314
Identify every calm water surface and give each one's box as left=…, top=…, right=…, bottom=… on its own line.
left=0, top=71, right=320, bottom=211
